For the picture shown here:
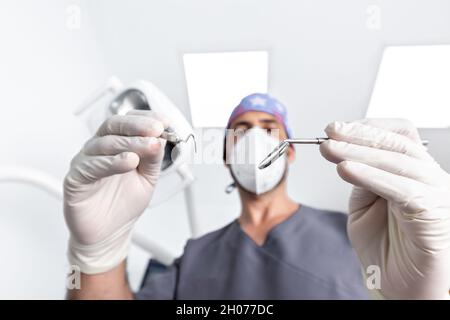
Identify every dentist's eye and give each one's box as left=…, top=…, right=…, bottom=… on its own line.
left=263, top=126, right=278, bottom=135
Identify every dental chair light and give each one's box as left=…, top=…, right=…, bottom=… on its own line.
left=107, top=83, right=196, bottom=171
left=75, top=77, right=196, bottom=204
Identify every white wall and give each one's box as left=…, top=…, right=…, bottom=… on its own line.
left=0, top=0, right=109, bottom=299
left=1, top=0, right=450, bottom=299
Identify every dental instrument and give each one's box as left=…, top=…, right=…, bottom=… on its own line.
left=160, top=129, right=197, bottom=152
left=258, top=137, right=429, bottom=169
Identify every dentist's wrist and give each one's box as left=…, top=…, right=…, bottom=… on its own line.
left=67, top=260, right=133, bottom=300
left=67, top=219, right=136, bottom=275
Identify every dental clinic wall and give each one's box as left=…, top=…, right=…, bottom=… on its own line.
left=1, top=0, right=449, bottom=299
left=0, top=0, right=110, bottom=298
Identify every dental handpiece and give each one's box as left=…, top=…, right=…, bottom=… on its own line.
left=258, top=137, right=429, bottom=170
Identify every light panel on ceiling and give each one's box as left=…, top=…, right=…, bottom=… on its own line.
left=367, top=45, right=450, bottom=128
left=183, top=51, right=269, bottom=127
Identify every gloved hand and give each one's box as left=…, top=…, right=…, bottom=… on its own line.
left=320, top=118, right=450, bottom=299
left=64, top=110, right=168, bottom=274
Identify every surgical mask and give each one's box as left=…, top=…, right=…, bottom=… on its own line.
left=229, top=128, right=287, bottom=195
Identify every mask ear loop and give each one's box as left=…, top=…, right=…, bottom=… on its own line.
left=225, top=182, right=236, bottom=194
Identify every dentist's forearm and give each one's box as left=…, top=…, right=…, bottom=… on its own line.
left=66, top=261, right=133, bottom=300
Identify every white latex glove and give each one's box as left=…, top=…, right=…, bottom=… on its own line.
left=320, top=119, right=450, bottom=299
left=64, top=110, right=168, bottom=274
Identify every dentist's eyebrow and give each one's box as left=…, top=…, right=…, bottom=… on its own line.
left=258, top=119, right=278, bottom=125
left=231, top=120, right=252, bottom=128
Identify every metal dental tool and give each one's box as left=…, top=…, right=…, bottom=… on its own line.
left=258, top=137, right=429, bottom=170
left=160, top=129, right=197, bottom=153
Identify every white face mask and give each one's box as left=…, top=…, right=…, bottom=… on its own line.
left=229, top=127, right=287, bottom=195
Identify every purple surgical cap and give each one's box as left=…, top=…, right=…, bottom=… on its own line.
left=226, top=93, right=293, bottom=138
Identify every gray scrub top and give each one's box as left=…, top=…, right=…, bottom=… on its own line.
left=135, top=204, right=368, bottom=299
